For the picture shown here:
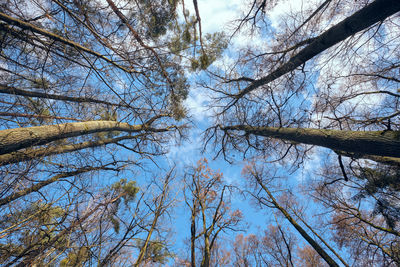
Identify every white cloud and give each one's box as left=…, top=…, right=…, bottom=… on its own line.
left=184, top=84, right=213, bottom=122
left=309, top=28, right=389, bottom=128
left=166, top=128, right=203, bottom=164
left=184, top=0, right=243, bottom=34
left=268, top=0, right=306, bottom=30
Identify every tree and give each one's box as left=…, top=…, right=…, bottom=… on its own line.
left=211, top=1, right=400, bottom=265
left=205, top=0, right=400, bottom=167
left=0, top=0, right=234, bottom=264
left=0, top=177, right=139, bottom=266
left=242, top=162, right=346, bottom=266
left=312, top=161, right=400, bottom=265
left=297, top=245, right=327, bottom=267
left=214, top=0, right=400, bottom=106
left=2, top=0, right=400, bottom=265
left=132, top=169, right=176, bottom=267
left=0, top=0, right=188, bottom=265
left=232, top=226, right=297, bottom=267
left=0, top=0, right=185, bottom=162
left=183, top=158, right=244, bottom=267
left=232, top=233, right=262, bottom=267
left=0, top=118, right=176, bottom=155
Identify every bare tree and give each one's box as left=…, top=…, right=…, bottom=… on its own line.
left=242, top=162, right=344, bottom=266
left=205, top=0, right=400, bottom=168
left=184, top=158, right=244, bottom=267
left=0, top=0, right=187, bottom=265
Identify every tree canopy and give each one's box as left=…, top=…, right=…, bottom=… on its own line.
left=0, top=0, right=399, bottom=265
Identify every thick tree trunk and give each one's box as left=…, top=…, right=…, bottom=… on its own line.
left=0, top=120, right=168, bottom=155
left=223, top=125, right=400, bottom=158
left=236, top=0, right=400, bottom=99
left=0, top=135, right=141, bottom=166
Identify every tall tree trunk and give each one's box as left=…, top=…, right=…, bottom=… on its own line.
left=252, top=172, right=339, bottom=267
left=335, top=150, right=400, bottom=166
left=235, top=0, right=400, bottom=99
left=0, top=134, right=142, bottom=166
left=222, top=125, right=400, bottom=158
left=190, top=201, right=197, bottom=267
left=201, top=235, right=211, bottom=267
left=289, top=207, right=350, bottom=267
left=0, top=120, right=169, bottom=155
left=200, top=201, right=210, bottom=267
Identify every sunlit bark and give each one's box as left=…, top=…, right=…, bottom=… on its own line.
left=0, top=120, right=173, bottom=155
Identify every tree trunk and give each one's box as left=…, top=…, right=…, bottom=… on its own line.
left=253, top=174, right=339, bottom=267
left=0, top=135, right=141, bottom=166
left=200, top=198, right=210, bottom=267
left=335, top=151, right=400, bottom=166
left=236, top=0, right=400, bottom=99
left=0, top=120, right=167, bottom=155
left=201, top=235, right=211, bottom=267
left=190, top=202, right=197, bottom=267
left=223, top=125, right=400, bottom=158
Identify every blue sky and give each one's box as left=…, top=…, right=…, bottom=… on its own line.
left=160, top=0, right=397, bottom=263
left=3, top=0, right=398, bottom=265
left=162, top=0, right=337, bottom=260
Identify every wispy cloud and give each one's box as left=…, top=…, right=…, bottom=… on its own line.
left=184, top=85, right=213, bottom=122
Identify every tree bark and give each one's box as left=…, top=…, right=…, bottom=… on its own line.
left=201, top=235, right=211, bottom=267
left=0, top=120, right=169, bottom=155
left=222, top=125, right=400, bottom=158
left=0, top=135, right=142, bottom=166
left=235, top=0, right=400, bottom=99
left=200, top=200, right=210, bottom=267
left=335, top=150, right=400, bottom=166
